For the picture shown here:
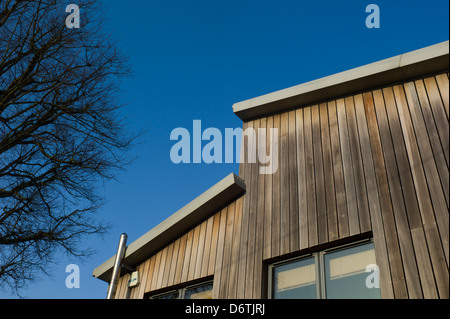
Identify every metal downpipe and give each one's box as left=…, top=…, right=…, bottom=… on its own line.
left=106, top=233, right=128, bottom=299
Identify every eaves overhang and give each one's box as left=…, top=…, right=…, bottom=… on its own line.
left=233, top=40, right=449, bottom=121
left=93, top=173, right=246, bottom=283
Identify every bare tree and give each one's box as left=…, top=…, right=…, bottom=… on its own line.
left=0, top=0, right=134, bottom=294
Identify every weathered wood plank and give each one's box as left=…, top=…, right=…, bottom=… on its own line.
left=173, top=232, right=187, bottom=285
left=271, top=115, right=281, bottom=258
left=194, top=220, right=207, bottom=279
left=212, top=208, right=228, bottom=299
left=263, top=116, right=274, bottom=260
left=296, top=109, right=309, bottom=250
left=228, top=196, right=243, bottom=298
left=328, top=100, right=349, bottom=239
left=245, top=118, right=260, bottom=298
left=161, top=241, right=174, bottom=288
left=116, top=273, right=130, bottom=299
left=144, top=254, right=156, bottom=293
left=208, top=212, right=221, bottom=276
left=167, top=237, right=181, bottom=287
left=180, top=229, right=193, bottom=283
left=345, top=96, right=371, bottom=233
left=336, top=98, right=360, bottom=236
left=423, top=77, right=449, bottom=165
left=200, top=216, right=214, bottom=278
left=136, top=259, right=151, bottom=298
left=280, top=113, right=290, bottom=255
left=288, top=111, right=300, bottom=252
left=423, top=223, right=449, bottom=298
left=312, top=104, right=328, bottom=245
left=219, top=202, right=235, bottom=298
left=254, top=118, right=267, bottom=298
left=434, top=73, right=449, bottom=119
left=155, top=245, right=168, bottom=290
left=187, top=222, right=201, bottom=281
left=150, top=250, right=162, bottom=291
left=239, top=121, right=249, bottom=178
left=320, top=102, right=338, bottom=243
left=114, top=274, right=125, bottom=299
left=236, top=120, right=253, bottom=297
left=235, top=203, right=248, bottom=299
left=303, top=106, right=318, bottom=247
left=411, top=228, right=438, bottom=298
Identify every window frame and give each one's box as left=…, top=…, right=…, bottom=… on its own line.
left=182, top=280, right=214, bottom=299
left=268, top=253, right=320, bottom=299
left=268, top=239, right=376, bottom=299
left=149, top=279, right=214, bottom=299
left=149, top=289, right=181, bottom=299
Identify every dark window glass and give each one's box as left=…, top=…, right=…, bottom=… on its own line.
left=152, top=291, right=179, bottom=299
left=184, top=282, right=213, bottom=299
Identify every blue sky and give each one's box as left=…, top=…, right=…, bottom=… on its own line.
left=1, top=0, right=448, bottom=299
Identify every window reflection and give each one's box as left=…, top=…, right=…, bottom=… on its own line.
left=273, top=257, right=317, bottom=299
left=149, top=281, right=213, bottom=299
left=324, top=242, right=380, bottom=299
left=152, top=291, right=179, bottom=299
left=271, top=241, right=381, bottom=299
left=185, top=283, right=213, bottom=299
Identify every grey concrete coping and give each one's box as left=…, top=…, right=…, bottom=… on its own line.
left=233, top=40, right=449, bottom=121
left=93, top=173, right=246, bottom=283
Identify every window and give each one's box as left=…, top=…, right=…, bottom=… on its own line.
left=270, top=241, right=381, bottom=299
left=149, top=281, right=213, bottom=299
left=273, top=256, right=317, bottom=299
left=184, top=282, right=214, bottom=299
left=323, top=242, right=379, bottom=299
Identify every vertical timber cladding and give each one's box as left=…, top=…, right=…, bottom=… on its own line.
left=113, top=73, right=449, bottom=300
left=237, top=73, right=448, bottom=299
left=112, top=195, right=245, bottom=299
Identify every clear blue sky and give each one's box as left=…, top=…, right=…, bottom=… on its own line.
left=1, top=0, right=448, bottom=299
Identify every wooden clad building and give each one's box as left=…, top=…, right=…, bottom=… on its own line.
left=93, top=41, right=449, bottom=299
